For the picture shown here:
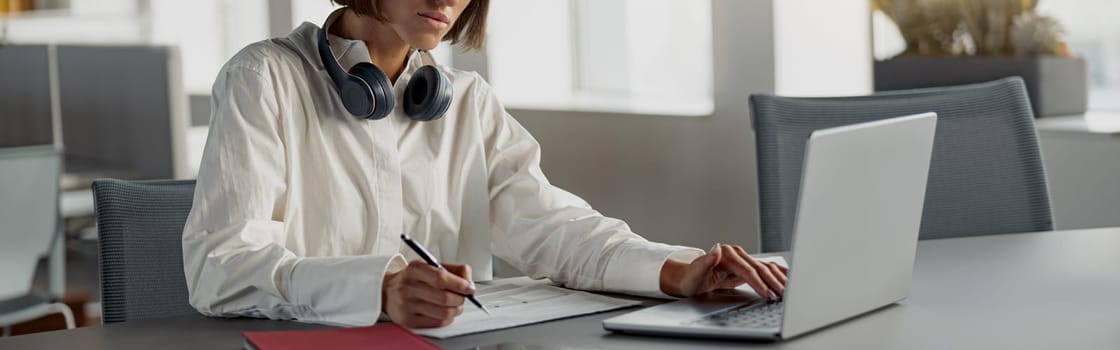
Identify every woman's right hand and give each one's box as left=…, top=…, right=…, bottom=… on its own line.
left=382, top=260, right=475, bottom=328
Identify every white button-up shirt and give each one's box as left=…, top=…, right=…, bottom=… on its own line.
left=182, top=20, right=703, bottom=327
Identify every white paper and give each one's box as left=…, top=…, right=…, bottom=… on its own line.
left=412, top=282, right=642, bottom=339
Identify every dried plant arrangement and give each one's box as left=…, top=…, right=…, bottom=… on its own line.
left=871, top=0, right=1071, bottom=57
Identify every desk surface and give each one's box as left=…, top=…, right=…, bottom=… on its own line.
left=1036, top=110, right=1120, bottom=135
left=4, top=227, right=1120, bottom=349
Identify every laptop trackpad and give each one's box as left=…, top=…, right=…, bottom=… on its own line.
left=689, top=288, right=766, bottom=312
left=634, top=288, right=765, bottom=322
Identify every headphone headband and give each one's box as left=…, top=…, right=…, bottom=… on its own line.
left=317, top=25, right=352, bottom=92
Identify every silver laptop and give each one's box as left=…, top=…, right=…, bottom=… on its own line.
left=603, top=112, right=937, bottom=341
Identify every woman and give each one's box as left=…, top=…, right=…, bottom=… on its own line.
left=182, top=0, right=786, bottom=328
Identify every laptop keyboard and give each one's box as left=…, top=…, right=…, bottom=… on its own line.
left=690, top=301, right=784, bottom=328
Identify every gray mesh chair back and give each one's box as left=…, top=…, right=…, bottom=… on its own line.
left=92, top=179, right=198, bottom=323
left=750, top=77, right=1053, bottom=252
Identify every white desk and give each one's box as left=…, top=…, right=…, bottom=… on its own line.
left=3, top=228, right=1119, bottom=349
left=60, top=189, right=94, bottom=219
left=1035, top=110, right=1120, bottom=134
left=1036, top=111, right=1120, bottom=230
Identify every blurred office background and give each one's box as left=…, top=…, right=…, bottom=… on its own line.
left=2, top=0, right=1117, bottom=335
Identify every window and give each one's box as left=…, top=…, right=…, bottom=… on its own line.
left=292, top=0, right=339, bottom=27
left=4, top=0, right=713, bottom=109
left=485, top=0, right=714, bottom=116
left=1037, top=1, right=1120, bottom=111
left=148, top=0, right=268, bottom=94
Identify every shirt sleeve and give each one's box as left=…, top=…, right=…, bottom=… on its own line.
left=181, top=63, right=406, bottom=327
left=475, top=77, right=705, bottom=299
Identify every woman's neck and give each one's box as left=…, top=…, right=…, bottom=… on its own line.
left=330, top=8, right=411, bottom=83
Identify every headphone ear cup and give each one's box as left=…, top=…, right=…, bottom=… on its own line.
left=338, top=76, right=375, bottom=117
left=349, top=62, right=395, bottom=120
left=403, top=65, right=453, bottom=122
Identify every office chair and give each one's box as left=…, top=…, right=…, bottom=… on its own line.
left=90, top=177, right=524, bottom=324
left=0, top=146, right=75, bottom=334
left=750, top=77, right=1053, bottom=252
left=92, top=179, right=198, bottom=323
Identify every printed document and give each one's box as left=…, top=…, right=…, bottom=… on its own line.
left=412, top=282, right=641, bottom=339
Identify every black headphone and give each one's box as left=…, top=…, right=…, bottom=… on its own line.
left=317, top=19, right=452, bottom=121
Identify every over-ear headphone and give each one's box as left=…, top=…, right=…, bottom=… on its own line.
left=317, top=17, right=452, bottom=121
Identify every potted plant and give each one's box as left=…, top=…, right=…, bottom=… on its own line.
left=872, top=0, right=1087, bottom=117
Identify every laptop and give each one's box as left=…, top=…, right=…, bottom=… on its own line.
left=603, top=112, right=938, bottom=341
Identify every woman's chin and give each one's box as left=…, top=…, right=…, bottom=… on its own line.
left=407, top=38, right=443, bottom=52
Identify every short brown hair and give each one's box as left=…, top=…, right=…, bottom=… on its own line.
left=331, top=0, right=489, bottom=51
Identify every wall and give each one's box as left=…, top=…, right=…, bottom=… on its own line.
left=502, top=0, right=872, bottom=252
left=505, top=0, right=774, bottom=252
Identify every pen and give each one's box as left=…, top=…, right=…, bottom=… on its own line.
left=400, top=233, right=491, bottom=315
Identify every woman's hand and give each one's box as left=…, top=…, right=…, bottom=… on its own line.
left=660, top=243, right=788, bottom=299
left=382, top=260, right=474, bottom=328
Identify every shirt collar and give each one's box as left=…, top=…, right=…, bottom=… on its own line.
left=290, top=7, right=432, bottom=80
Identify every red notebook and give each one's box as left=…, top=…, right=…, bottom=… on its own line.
left=243, top=323, right=442, bottom=350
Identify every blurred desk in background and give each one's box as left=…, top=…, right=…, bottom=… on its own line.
left=1036, top=110, right=1120, bottom=230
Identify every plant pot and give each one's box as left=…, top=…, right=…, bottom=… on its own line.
left=874, top=56, right=1088, bottom=117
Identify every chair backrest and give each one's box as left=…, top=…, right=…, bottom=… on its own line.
left=750, top=77, right=1053, bottom=252
left=0, top=146, right=61, bottom=300
left=92, top=178, right=197, bottom=323
left=58, top=44, right=188, bottom=179
left=0, top=45, right=56, bottom=148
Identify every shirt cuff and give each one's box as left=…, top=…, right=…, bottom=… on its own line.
left=602, top=239, right=705, bottom=299
left=286, top=253, right=407, bottom=326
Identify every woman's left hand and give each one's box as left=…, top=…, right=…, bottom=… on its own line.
left=660, top=243, right=788, bottom=299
